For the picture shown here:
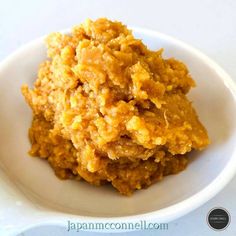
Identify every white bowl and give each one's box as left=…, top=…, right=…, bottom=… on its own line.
left=1, top=27, right=236, bottom=235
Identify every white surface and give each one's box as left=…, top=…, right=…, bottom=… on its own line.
left=1, top=26, right=236, bottom=236
left=0, top=0, right=235, bottom=235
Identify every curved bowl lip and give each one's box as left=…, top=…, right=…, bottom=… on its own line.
left=1, top=26, right=236, bottom=232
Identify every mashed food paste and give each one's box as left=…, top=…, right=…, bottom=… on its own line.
left=22, top=18, right=209, bottom=195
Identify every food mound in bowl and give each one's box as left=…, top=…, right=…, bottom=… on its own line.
left=22, top=18, right=209, bottom=195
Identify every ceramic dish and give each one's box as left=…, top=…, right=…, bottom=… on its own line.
left=0, top=27, right=236, bottom=235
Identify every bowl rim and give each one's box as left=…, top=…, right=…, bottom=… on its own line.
left=1, top=26, right=236, bottom=232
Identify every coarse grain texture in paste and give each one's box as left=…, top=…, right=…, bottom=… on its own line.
left=22, top=18, right=210, bottom=195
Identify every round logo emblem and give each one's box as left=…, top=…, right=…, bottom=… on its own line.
left=207, top=207, right=230, bottom=231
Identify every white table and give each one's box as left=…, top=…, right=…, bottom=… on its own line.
left=0, top=0, right=235, bottom=235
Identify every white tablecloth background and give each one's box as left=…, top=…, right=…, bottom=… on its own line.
left=0, top=0, right=235, bottom=235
